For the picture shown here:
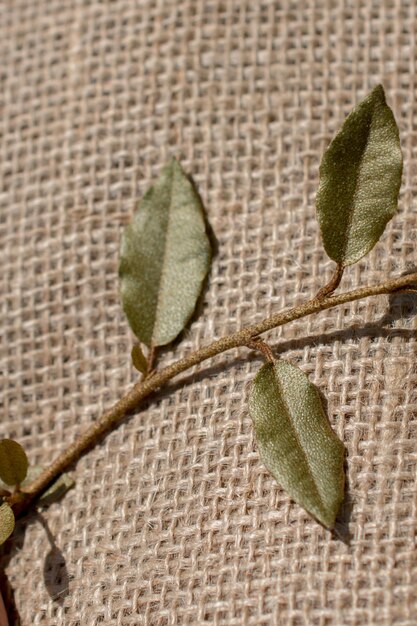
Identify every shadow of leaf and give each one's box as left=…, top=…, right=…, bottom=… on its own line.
left=37, top=514, right=69, bottom=605
left=42, top=545, right=69, bottom=606
left=384, top=266, right=417, bottom=322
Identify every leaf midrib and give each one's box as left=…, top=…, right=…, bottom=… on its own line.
left=340, top=106, right=375, bottom=264
left=151, top=163, right=176, bottom=347
left=272, top=363, right=328, bottom=517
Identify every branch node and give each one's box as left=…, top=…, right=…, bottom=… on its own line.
left=247, top=338, right=275, bottom=363
left=315, top=264, right=344, bottom=300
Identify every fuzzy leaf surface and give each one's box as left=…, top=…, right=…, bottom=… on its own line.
left=0, top=503, right=15, bottom=545
left=120, top=158, right=211, bottom=347
left=249, top=360, right=345, bottom=528
left=316, top=84, right=402, bottom=266
left=0, top=439, right=28, bottom=486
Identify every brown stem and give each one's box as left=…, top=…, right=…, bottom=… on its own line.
left=247, top=338, right=275, bottom=363
left=146, top=346, right=156, bottom=376
left=14, top=271, right=417, bottom=518
left=315, top=264, right=344, bottom=300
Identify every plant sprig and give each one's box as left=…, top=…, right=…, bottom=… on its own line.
left=2, top=85, right=415, bottom=538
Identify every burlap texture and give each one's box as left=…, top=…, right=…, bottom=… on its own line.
left=1, top=1, right=417, bottom=624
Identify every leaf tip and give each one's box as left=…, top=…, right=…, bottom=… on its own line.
left=167, top=155, right=182, bottom=174
left=371, top=83, right=385, bottom=100
left=317, top=488, right=344, bottom=530
left=318, top=514, right=337, bottom=531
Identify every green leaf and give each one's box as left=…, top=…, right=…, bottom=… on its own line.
left=39, top=472, right=75, bottom=505
left=119, top=158, right=212, bottom=347
left=0, top=503, right=15, bottom=545
left=316, top=84, right=403, bottom=267
left=0, top=439, right=29, bottom=486
left=131, top=344, right=148, bottom=374
left=249, top=360, right=345, bottom=528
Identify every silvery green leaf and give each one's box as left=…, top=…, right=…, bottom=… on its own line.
left=119, top=158, right=212, bottom=347
left=316, top=85, right=403, bottom=267
left=0, top=439, right=28, bottom=486
left=249, top=360, right=345, bottom=528
left=0, top=503, right=15, bottom=545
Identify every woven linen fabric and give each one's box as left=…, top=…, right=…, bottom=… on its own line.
left=1, top=0, right=417, bottom=624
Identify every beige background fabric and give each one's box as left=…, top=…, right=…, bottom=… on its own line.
left=1, top=1, right=417, bottom=624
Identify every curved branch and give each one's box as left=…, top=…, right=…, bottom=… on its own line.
left=14, top=271, right=417, bottom=517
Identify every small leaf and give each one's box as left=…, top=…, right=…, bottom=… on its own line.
left=119, top=158, right=212, bottom=347
left=0, top=466, right=75, bottom=505
left=316, top=84, right=403, bottom=267
left=131, top=344, right=148, bottom=374
left=0, top=439, right=29, bottom=486
left=0, top=503, right=15, bottom=545
left=249, top=360, right=345, bottom=528
left=40, top=473, right=75, bottom=506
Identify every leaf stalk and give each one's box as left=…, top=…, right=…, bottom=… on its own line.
left=315, top=264, right=344, bottom=300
